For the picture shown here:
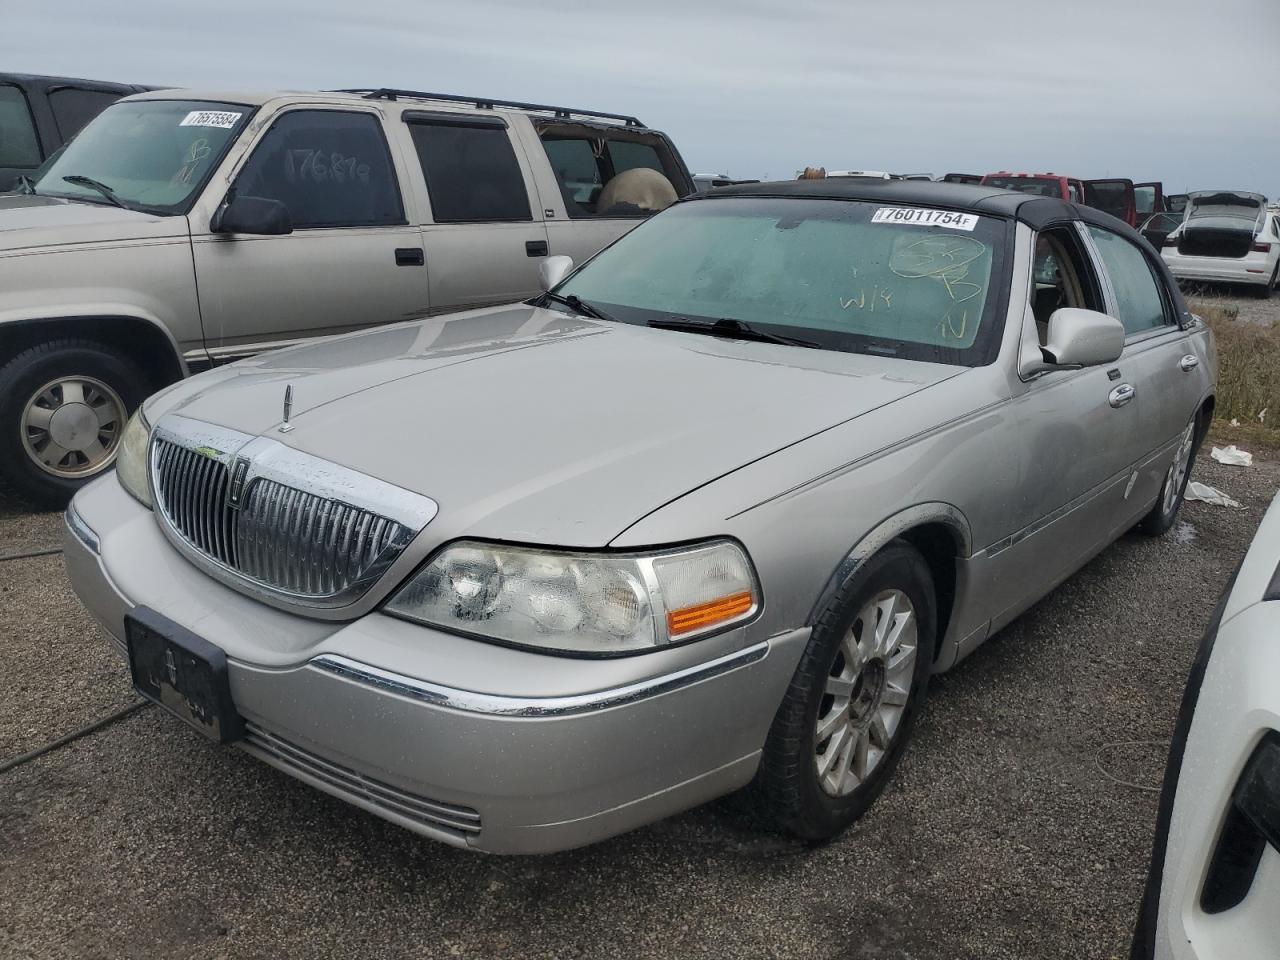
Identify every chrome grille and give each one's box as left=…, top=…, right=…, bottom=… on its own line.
left=242, top=722, right=482, bottom=837
left=153, top=437, right=414, bottom=604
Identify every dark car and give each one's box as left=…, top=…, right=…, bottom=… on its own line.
left=0, top=72, right=152, bottom=191
left=1140, top=211, right=1185, bottom=249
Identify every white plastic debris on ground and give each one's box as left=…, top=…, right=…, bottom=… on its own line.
left=1185, top=481, right=1242, bottom=508
left=1211, top=445, right=1253, bottom=467
left=1230, top=418, right=1241, bottom=427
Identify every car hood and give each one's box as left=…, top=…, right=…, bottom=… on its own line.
left=150, top=305, right=965, bottom=546
left=0, top=193, right=187, bottom=252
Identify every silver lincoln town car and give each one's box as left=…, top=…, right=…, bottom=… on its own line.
left=65, top=179, right=1216, bottom=854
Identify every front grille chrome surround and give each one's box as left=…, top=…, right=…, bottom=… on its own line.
left=149, top=415, right=438, bottom=610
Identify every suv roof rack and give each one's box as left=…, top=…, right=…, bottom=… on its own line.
left=335, top=89, right=645, bottom=127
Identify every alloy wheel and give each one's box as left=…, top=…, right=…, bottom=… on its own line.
left=1162, top=417, right=1197, bottom=515
left=814, top=588, right=918, bottom=797
left=20, top=376, right=127, bottom=478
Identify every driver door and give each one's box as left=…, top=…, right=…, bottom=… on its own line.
left=190, top=106, right=428, bottom=358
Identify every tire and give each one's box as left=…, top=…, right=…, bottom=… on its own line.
left=1138, top=411, right=1202, bottom=537
left=753, top=540, right=936, bottom=841
left=0, top=339, right=147, bottom=509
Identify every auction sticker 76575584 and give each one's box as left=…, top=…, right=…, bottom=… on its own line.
left=871, top=207, right=978, bottom=231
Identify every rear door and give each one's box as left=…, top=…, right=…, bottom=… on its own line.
left=1084, top=178, right=1138, bottom=226
left=191, top=105, right=429, bottom=352
left=0, top=82, right=43, bottom=191
left=402, top=110, right=551, bottom=312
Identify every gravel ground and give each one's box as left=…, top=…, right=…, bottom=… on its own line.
left=1, top=450, right=1274, bottom=960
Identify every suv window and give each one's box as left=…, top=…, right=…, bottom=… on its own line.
left=48, top=87, right=122, bottom=140
left=235, top=110, right=404, bottom=229
left=0, top=84, right=41, bottom=168
left=1086, top=225, right=1170, bottom=335
left=539, top=131, right=680, bottom=218
left=406, top=118, right=531, bottom=223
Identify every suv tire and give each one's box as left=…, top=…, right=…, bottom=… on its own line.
left=753, top=540, right=936, bottom=841
left=0, top=339, right=147, bottom=509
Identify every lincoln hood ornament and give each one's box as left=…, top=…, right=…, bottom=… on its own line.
left=279, top=384, right=294, bottom=433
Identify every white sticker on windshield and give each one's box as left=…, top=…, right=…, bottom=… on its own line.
left=871, top=207, right=978, bottom=231
left=179, top=110, right=243, bottom=129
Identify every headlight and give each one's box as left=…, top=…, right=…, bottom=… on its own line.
left=116, top=407, right=152, bottom=508
left=385, top=539, right=759, bottom=654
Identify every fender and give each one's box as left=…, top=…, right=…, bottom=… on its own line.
left=805, top=501, right=972, bottom=627
left=0, top=306, right=189, bottom=378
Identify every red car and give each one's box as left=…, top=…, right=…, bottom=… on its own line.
left=980, top=171, right=1142, bottom=226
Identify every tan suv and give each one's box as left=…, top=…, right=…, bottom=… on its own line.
left=0, top=87, right=692, bottom=505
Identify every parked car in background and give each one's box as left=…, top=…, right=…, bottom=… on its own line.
left=980, top=171, right=1139, bottom=226
left=692, top=173, right=759, bottom=190
left=65, top=179, right=1214, bottom=854
left=1141, top=212, right=1185, bottom=250
left=1132, top=492, right=1280, bottom=959
left=941, top=173, right=983, bottom=184
left=1161, top=191, right=1279, bottom=297
left=0, top=86, right=692, bottom=506
left=0, top=72, right=152, bottom=191
left=826, top=169, right=892, bottom=179
left=1167, top=194, right=1189, bottom=214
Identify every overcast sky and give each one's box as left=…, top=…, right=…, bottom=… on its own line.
left=5, top=0, right=1278, bottom=197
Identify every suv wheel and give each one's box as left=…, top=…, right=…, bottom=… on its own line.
left=0, top=340, right=146, bottom=508
left=753, top=540, right=936, bottom=841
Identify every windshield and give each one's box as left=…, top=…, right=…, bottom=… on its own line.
left=32, top=99, right=252, bottom=214
left=983, top=176, right=1062, bottom=198
left=556, top=197, right=1011, bottom=365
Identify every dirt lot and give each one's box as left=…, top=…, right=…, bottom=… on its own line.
left=2, top=334, right=1278, bottom=959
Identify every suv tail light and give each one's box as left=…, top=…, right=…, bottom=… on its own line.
left=1253, top=242, right=1272, bottom=254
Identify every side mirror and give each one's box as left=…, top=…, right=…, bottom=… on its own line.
left=211, top=193, right=292, bottom=236
left=539, top=255, right=574, bottom=292
left=1042, top=307, right=1125, bottom=367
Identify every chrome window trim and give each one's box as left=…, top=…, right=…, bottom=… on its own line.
left=310, top=640, right=771, bottom=717
left=148, top=414, right=438, bottom=609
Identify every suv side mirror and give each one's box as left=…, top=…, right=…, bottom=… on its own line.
left=1042, top=308, right=1125, bottom=367
left=211, top=194, right=292, bottom=236
left=539, top=255, right=574, bottom=292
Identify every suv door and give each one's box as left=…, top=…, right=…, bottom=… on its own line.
left=0, top=83, right=43, bottom=191
left=401, top=111, right=550, bottom=311
left=191, top=107, right=428, bottom=355
left=1082, top=223, right=1208, bottom=521
left=1134, top=181, right=1165, bottom=218
left=1084, top=178, right=1138, bottom=226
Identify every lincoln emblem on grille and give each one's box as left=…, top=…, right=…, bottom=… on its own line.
left=279, top=384, right=294, bottom=433
left=226, top=456, right=251, bottom=510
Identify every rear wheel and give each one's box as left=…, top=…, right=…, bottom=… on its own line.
left=0, top=340, right=146, bottom=508
left=753, top=541, right=936, bottom=841
left=1139, top=412, right=1201, bottom=536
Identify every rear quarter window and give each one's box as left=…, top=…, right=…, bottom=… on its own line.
left=48, top=87, right=123, bottom=140
left=0, top=84, right=41, bottom=168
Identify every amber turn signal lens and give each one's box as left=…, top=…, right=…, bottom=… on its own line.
left=666, top=590, right=755, bottom=636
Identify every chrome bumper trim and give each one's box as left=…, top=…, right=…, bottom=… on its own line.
left=312, top=640, right=770, bottom=718
left=65, top=501, right=100, bottom=555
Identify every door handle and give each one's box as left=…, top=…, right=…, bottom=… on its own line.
left=395, top=247, right=424, bottom=266
left=1108, top=383, right=1136, bottom=408
left=1180, top=354, right=1200, bottom=372
left=525, top=240, right=549, bottom=258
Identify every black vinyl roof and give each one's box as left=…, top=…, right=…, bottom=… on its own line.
left=696, top=177, right=1142, bottom=236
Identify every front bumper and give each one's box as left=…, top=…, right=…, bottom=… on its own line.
left=64, top=475, right=807, bottom=854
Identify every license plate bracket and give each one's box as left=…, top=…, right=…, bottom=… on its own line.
left=125, top=606, right=244, bottom=743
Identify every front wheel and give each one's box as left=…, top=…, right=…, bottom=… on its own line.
left=0, top=339, right=146, bottom=508
left=753, top=541, right=936, bottom=841
left=1138, top=412, right=1201, bottom=536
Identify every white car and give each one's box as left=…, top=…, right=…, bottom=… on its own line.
left=1133, top=492, right=1280, bottom=958
left=1160, top=191, right=1280, bottom=297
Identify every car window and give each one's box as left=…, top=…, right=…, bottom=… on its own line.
left=0, top=83, right=42, bottom=168
left=47, top=87, right=122, bottom=140
left=235, top=110, right=404, bottom=229
left=34, top=98, right=251, bottom=214
left=1031, top=227, right=1105, bottom=339
left=538, top=130, right=680, bottom=219
left=1134, top=185, right=1157, bottom=217
left=406, top=119, right=531, bottom=223
left=556, top=196, right=1011, bottom=366
left=1086, top=225, right=1170, bottom=336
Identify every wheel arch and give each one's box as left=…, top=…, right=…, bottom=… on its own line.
left=806, top=503, right=971, bottom=662
left=1197, top=393, right=1215, bottom=445
left=0, top=313, right=188, bottom=390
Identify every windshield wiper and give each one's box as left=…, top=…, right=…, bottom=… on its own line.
left=13, top=175, right=36, bottom=195
left=541, top=291, right=616, bottom=323
left=61, top=175, right=127, bottom=209
left=647, top=316, right=819, bottom=349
